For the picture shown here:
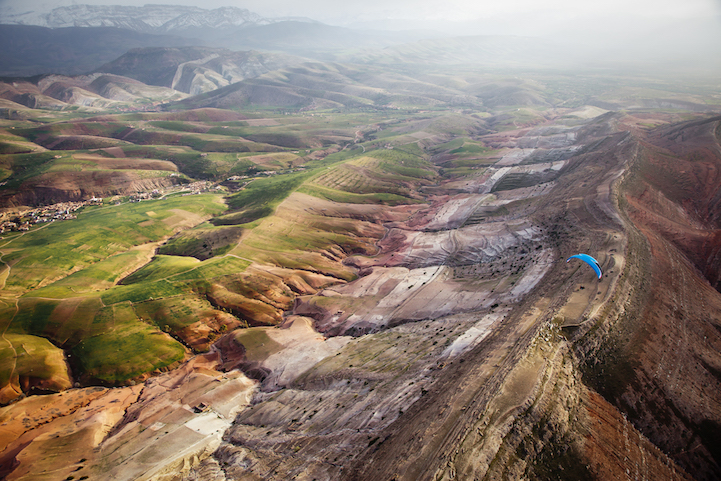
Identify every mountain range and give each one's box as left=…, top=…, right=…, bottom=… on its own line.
left=0, top=3, right=445, bottom=77
left=0, top=5, right=293, bottom=33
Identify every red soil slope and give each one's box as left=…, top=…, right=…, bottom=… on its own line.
left=609, top=115, right=721, bottom=479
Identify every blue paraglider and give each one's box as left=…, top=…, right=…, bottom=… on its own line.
left=566, top=254, right=602, bottom=280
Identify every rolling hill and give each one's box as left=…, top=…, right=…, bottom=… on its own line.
left=96, top=47, right=305, bottom=95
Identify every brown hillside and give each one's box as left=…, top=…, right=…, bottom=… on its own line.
left=0, top=171, right=183, bottom=207
left=591, top=115, right=721, bottom=479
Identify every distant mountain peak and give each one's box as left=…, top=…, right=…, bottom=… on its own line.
left=159, top=6, right=271, bottom=32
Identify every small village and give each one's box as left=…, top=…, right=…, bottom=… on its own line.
left=0, top=168, right=300, bottom=234
left=0, top=181, right=222, bottom=234
left=0, top=199, right=93, bottom=233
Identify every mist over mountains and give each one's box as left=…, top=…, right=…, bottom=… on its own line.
left=1, top=3, right=719, bottom=79
left=0, top=4, right=450, bottom=76
left=1, top=2, right=720, bottom=113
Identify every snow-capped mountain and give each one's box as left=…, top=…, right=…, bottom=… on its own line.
left=1, top=4, right=276, bottom=33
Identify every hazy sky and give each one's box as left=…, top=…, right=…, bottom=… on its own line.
left=236, top=0, right=721, bottom=23
left=2, top=0, right=720, bottom=36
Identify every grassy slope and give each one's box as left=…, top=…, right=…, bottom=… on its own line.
left=0, top=194, right=226, bottom=384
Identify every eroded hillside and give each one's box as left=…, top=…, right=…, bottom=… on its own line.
left=0, top=71, right=720, bottom=481
left=580, top=114, right=721, bottom=479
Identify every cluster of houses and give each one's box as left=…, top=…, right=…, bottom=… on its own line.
left=177, top=181, right=218, bottom=197
left=129, top=190, right=162, bottom=202
left=0, top=220, right=30, bottom=233
left=0, top=200, right=93, bottom=233
left=0, top=178, right=231, bottom=235
left=125, top=182, right=219, bottom=199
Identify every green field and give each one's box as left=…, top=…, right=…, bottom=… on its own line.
left=1, top=195, right=226, bottom=292
left=72, top=316, right=185, bottom=382
left=305, top=150, right=436, bottom=202
left=297, top=184, right=412, bottom=205
left=158, top=223, right=244, bottom=259
left=0, top=333, right=70, bottom=390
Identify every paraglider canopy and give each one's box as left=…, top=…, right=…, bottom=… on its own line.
left=566, top=254, right=602, bottom=280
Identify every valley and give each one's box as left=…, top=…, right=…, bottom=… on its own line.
left=0, top=34, right=719, bottom=481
